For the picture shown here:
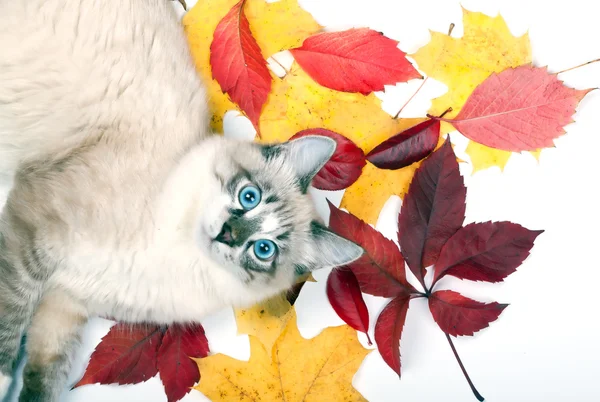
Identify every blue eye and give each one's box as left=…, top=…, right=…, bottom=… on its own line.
left=253, top=239, right=277, bottom=261
left=239, top=185, right=261, bottom=210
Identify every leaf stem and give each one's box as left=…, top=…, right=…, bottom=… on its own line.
left=447, top=22, right=456, bottom=36
left=445, top=333, right=485, bottom=401
left=270, top=56, right=290, bottom=75
left=555, top=58, right=600, bottom=75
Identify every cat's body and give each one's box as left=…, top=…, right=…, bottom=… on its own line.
left=0, top=1, right=362, bottom=400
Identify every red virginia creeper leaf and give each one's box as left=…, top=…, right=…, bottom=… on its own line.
left=290, top=129, right=366, bottom=190
left=397, top=139, right=466, bottom=283
left=326, top=267, right=372, bottom=344
left=366, top=118, right=440, bottom=170
left=433, top=221, right=544, bottom=285
left=328, top=201, right=416, bottom=296
left=157, top=323, right=210, bottom=402
left=429, top=290, right=508, bottom=336
left=75, top=323, right=164, bottom=388
left=374, top=295, right=411, bottom=377
left=210, top=0, right=271, bottom=128
left=290, top=28, right=421, bottom=94
left=446, top=65, right=593, bottom=152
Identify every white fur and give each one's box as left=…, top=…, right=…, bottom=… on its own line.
left=0, top=372, right=12, bottom=399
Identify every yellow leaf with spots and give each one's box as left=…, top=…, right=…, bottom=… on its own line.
left=183, top=0, right=321, bottom=133
left=411, top=7, right=534, bottom=172
left=195, top=309, right=368, bottom=401
left=234, top=293, right=294, bottom=354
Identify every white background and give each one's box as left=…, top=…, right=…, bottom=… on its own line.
left=3, top=0, right=600, bottom=401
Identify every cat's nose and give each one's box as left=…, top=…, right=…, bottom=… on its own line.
left=215, top=222, right=235, bottom=246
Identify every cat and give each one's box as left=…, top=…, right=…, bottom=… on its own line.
left=0, top=0, right=363, bottom=400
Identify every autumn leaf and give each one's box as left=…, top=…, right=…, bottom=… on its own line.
left=366, top=116, right=442, bottom=170
left=290, top=28, right=421, bottom=94
left=290, top=129, right=366, bottom=190
left=210, top=0, right=272, bottom=129
left=326, top=142, right=543, bottom=400
left=234, top=292, right=295, bottom=353
left=326, top=267, right=371, bottom=343
left=439, top=65, right=593, bottom=151
left=77, top=323, right=209, bottom=402
left=411, top=7, right=537, bottom=171
left=75, top=323, right=163, bottom=388
left=433, top=221, right=544, bottom=284
left=258, top=66, right=425, bottom=223
left=195, top=309, right=369, bottom=401
left=157, top=324, right=209, bottom=402
left=429, top=290, right=508, bottom=337
left=183, top=0, right=321, bottom=132
left=328, top=200, right=416, bottom=296
left=397, top=139, right=466, bottom=285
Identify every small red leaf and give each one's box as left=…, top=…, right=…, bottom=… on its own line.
left=75, top=323, right=164, bottom=388
left=429, top=290, right=507, bottom=337
left=328, top=201, right=416, bottom=296
left=447, top=65, right=593, bottom=151
left=366, top=118, right=440, bottom=170
left=326, top=267, right=372, bottom=344
left=433, top=221, right=544, bottom=284
left=157, top=324, right=210, bottom=402
left=290, top=28, right=421, bottom=94
left=397, top=139, right=466, bottom=284
left=210, top=0, right=271, bottom=128
left=374, top=295, right=411, bottom=377
left=290, top=129, right=366, bottom=190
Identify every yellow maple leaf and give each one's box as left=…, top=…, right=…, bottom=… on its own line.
left=234, top=293, right=294, bottom=354
left=260, top=66, right=426, bottom=224
left=183, top=0, right=321, bottom=133
left=411, top=7, right=540, bottom=172
left=195, top=309, right=368, bottom=402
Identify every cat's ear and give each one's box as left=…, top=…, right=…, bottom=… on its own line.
left=302, top=221, right=363, bottom=272
left=263, top=135, right=336, bottom=192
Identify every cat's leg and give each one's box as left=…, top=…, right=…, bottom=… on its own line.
left=0, top=236, right=44, bottom=400
left=18, top=288, right=87, bottom=402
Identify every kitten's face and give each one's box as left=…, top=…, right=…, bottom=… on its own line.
left=196, top=136, right=363, bottom=290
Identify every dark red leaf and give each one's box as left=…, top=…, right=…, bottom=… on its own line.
left=433, top=221, right=544, bottom=285
left=445, top=65, right=593, bottom=152
left=157, top=323, right=209, bottom=402
left=290, top=129, right=366, bottom=191
left=328, top=201, right=416, bottom=296
left=75, top=323, right=164, bottom=388
left=290, top=28, right=421, bottom=94
left=326, top=267, right=372, bottom=344
left=366, top=118, right=440, bottom=170
left=429, top=290, right=507, bottom=337
left=210, top=0, right=271, bottom=128
left=374, top=295, right=411, bottom=377
left=397, top=139, right=466, bottom=284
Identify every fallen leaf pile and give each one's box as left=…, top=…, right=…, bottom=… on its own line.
left=76, top=0, right=597, bottom=401
left=326, top=140, right=543, bottom=400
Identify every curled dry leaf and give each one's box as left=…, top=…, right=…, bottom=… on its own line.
left=290, top=129, right=366, bottom=190
left=442, top=65, right=593, bottom=151
left=434, top=221, right=545, bottom=285
left=210, top=0, right=272, bottom=128
left=326, top=267, right=371, bottom=344
left=429, top=290, right=508, bottom=337
left=397, top=139, right=466, bottom=285
left=366, top=117, right=441, bottom=170
left=291, top=28, right=421, bottom=94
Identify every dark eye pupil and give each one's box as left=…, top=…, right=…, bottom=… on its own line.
left=245, top=192, right=255, bottom=202
left=260, top=243, right=269, bottom=253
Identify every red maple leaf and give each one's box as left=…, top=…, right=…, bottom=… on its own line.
left=435, top=65, right=593, bottom=152
left=290, top=129, right=366, bottom=191
left=210, top=0, right=271, bottom=129
left=290, top=28, right=421, bottom=94
left=76, top=323, right=209, bottom=402
left=326, top=138, right=544, bottom=400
